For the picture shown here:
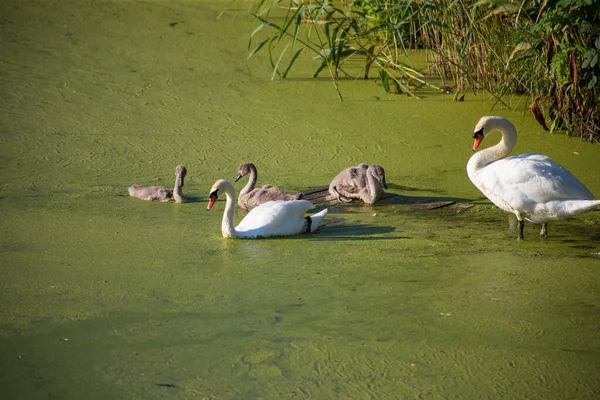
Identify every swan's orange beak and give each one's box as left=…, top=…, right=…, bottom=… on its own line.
left=472, top=132, right=484, bottom=151
left=207, top=194, right=217, bottom=211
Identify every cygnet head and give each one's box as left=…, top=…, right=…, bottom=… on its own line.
left=235, top=162, right=254, bottom=182
left=370, top=164, right=388, bottom=189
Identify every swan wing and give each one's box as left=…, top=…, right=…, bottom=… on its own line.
left=248, top=186, right=288, bottom=200
left=331, top=168, right=368, bottom=194
left=128, top=185, right=172, bottom=202
left=235, top=199, right=313, bottom=236
left=240, top=186, right=297, bottom=210
left=479, top=154, right=594, bottom=206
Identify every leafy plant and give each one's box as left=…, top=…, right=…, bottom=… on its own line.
left=247, top=0, right=445, bottom=100
left=246, top=0, right=600, bottom=141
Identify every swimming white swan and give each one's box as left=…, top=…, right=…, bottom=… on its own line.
left=329, top=164, right=388, bottom=204
left=467, top=116, right=600, bottom=240
left=207, top=179, right=328, bottom=239
left=128, top=165, right=187, bottom=203
left=235, top=162, right=303, bottom=210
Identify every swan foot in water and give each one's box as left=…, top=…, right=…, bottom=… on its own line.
left=516, top=220, right=549, bottom=240
left=517, top=219, right=525, bottom=241
left=540, top=223, right=548, bottom=238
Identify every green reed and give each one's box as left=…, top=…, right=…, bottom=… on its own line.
left=247, top=0, right=600, bottom=141
left=419, top=0, right=600, bottom=141
left=247, top=0, right=445, bottom=100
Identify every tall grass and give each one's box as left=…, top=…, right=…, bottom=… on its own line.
left=247, top=0, right=446, bottom=100
left=419, top=0, right=600, bottom=141
left=247, top=0, right=600, bottom=141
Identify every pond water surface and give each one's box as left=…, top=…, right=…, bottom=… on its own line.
left=1, top=1, right=599, bottom=399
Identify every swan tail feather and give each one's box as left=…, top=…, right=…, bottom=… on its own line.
left=307, top=208, right=328, bottom=233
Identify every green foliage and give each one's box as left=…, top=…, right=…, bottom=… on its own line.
left=247, top=0, right=444, bottom=100
left=247, top=0, right=600, bottom=141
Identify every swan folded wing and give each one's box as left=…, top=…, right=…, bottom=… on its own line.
left=128, top=185, right=173, bottom=202
left=475, top=156, right=594, bottom=217
left=240, top=186, right=296, bottom=210
left=338, top=181, right=365, bottom=194
left=334, top=171, right=368, bottom=194
left=246, top=186, right=286, bottom=201
left=491, top=155, right=593, bottom=201
left=239, top=190, right=264, bottom=209
left=235, top=200, right=313, bottom=235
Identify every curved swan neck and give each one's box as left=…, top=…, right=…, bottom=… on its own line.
left=367, top=169, right=378, bottom=194
left=469, top=118, right=517, bottom=171
left=173, top=173, right=184, bottom=203
left=363, top=167, right=380, bottom=203
left=221, top=183, right=237, bottom=238
left=239, top=164, right=257, bottom=197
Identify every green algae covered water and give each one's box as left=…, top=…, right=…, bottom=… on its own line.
left=1, top=1, right=599, bottom=398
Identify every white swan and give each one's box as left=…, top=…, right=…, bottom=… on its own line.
left=329, top=164, right=387, bottom=204
left=128, top=165, right=187, bottom=203
left=467, top=116, right=600, bottom=240
left=206, top=179, right=328, bottom=239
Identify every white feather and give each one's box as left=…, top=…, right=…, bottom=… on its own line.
left=467, top=116, right=600, bottom=238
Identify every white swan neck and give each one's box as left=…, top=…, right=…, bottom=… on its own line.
left=364, top=167, right=379, bottom=203
left=469, top=119, right=517, bottom=171
left=221, top=183, right=237, bottom=238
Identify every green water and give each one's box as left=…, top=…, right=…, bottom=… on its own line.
left=1, top=1, right=599, bottom=399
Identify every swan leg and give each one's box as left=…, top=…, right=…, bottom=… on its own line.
left=332, top=186, right=353, bottom=203
left=305, top=216, right=312, bottom=233
left=517, top=219, right=525, bottom=241
left=338, top=195, right=353, bottom=203
left=540, top=223, right=548, bottom=237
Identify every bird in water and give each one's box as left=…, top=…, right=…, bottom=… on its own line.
left=207, top=179, right=327, bottom=239
left=329, top=163, right=387, bottom=204
left=467, top=116, right=600, bottom=240
left=234, top=162, right=303, bottom=210
left=128, top=165, right=188, bottom=203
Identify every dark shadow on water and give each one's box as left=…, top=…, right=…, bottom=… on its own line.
left=386, top=182, right=445, bottom=194
left=385, top=184, right=480, bottom=204
left=379, top=193, right=474, bottom=205
left=308, top=223, right=404, bottom=241
left=120, top=194, right=203, bottom=203
left=181, top=195, right=203, bottom=203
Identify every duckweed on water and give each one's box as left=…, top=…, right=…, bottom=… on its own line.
left=1, top=1, right=599, bottom=399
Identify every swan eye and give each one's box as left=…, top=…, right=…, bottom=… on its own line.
left=209, top=189, right=218, bottom=199
left=473, top=128, right=484, bottom=138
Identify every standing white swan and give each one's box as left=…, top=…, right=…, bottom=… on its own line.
left=467, top=116, right=600, bottom=240
left=206, top=179, right=328, bottom=239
